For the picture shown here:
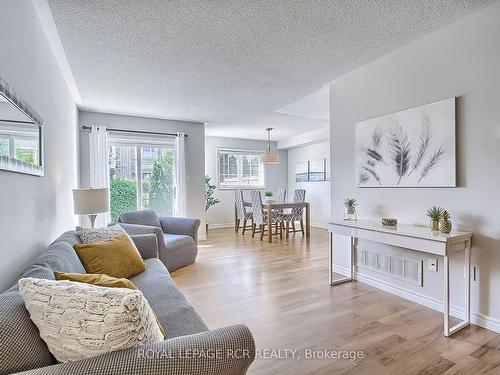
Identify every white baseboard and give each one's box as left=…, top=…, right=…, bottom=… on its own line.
left=206, top=222, right=234, bottom=229
left=312, top=223, right=329, bottom=229
left=333, top=265, right=500, bottom=334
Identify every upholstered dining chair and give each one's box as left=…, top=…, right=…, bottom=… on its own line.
left=250, top=190, right=281, bottom=240
left=275, top=188, right=287, bottom=204
left=280, top=189, right=306, bottom=238
left=234, top=189, right=253, bottom=234
left=273, top=188, right=287, bottom=233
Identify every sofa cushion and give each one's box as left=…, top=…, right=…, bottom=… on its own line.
left=18, top=277, right=164, bottom=363
left=161, top=234, right=198, bottom=272
left=74, top=234, right=146, bottom=278
left=119, top=210, right=161, bottom=228
left=129, top=258, right=208, bottom=339
left=164, top=233, right=195, bottom=249
left=0, top=289, right=56, bottom=374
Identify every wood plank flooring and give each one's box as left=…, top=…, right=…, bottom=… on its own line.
left=172, top=227, right=500, bottom=374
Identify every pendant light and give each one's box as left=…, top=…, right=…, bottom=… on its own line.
left=260, top=128, right=279, bottom=164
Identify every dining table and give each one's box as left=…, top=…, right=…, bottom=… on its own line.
left=237, top=200, right=311, bottom=243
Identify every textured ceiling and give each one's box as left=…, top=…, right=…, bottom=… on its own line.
left=47, top=0, right=495, bottom=140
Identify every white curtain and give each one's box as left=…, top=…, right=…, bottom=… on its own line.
left=174, top=132, right=187, bottom=217
left=88, top=126, right=110, bottom=227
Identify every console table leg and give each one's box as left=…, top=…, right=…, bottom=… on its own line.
left=350, top=237, right=357, bottom=280
left=329, top=232, right=333, bottom=285
left=465, top=240, right=471, bottom=324
left=328, top=232, right=354, bottom=286
left=444, top=255, right=450, bottom=336
left=444, top=242, right=472, bottom=337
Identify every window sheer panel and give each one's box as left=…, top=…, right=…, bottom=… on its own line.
left=217, top=148, right=265, bottom=189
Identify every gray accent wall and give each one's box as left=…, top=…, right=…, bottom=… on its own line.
left=205, top=136, right=287, bottom=227
left=0, top=1, right=79, bottom=291
left=78, top=111, right=206, bottom=237
left=329, top=3, right=500, bottom=331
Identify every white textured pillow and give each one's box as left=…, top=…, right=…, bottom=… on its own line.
left=76, top=224, right=127, bottom=244
left=18, top=277, right=163, bottom=363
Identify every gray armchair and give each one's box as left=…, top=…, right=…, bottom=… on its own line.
left=117, top=210, right=200, bottom=272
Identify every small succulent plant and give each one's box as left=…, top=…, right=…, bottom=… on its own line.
left=344, top=198, right=358, bottom=208
left=426, top=206, right=444, bottom=221
left=264, top=191, right=273, bottom=197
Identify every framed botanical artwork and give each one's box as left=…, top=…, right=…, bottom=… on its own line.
left=356, top=97, right=456, bottom=187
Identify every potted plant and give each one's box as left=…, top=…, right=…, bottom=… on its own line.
left=205, top=175, right=221, bottom=235
left=344, top=198, right=358, bottom=221
left=439, top=210, right=453, bottom=234
left=426, top=206, right=444, bottom=231
left=264, top=191, right=274, bottom=201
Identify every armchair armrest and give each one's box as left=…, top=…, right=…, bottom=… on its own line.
left=159, top=217, right=201, bottom=241
left=116, top=223, right=165, bottom=254
left=15, top=325, right=255, bottom=375
left=130, top=234, right=158, bottom=259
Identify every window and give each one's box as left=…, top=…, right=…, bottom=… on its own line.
left=217, top=148, right=265, bottom=189
left=109, top=139, right=175, bottom=222
left=0, top=132, right=39, bottom=164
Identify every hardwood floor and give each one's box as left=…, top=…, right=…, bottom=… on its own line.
left=172, top=227, right=500, bottom=374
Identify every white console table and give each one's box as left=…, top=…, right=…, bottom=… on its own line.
left=328, top=219, right=472, bottom=337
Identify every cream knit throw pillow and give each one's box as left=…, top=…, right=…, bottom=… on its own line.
left=18, top=277, right=163, bottom=363
left=76, top=224, right=128, bottom=244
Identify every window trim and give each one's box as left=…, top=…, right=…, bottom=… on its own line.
left=216, top=147, right=266, bottom=190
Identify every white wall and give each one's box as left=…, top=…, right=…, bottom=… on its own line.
left=0, top=1, right=78, bottom=291
left=205, top=136, right=288, bottom=227
left=78, top=111, right=206, bottom=237
left=330, top=2, right=500, bottom=332
left=287, top=141, right=330, bottom=228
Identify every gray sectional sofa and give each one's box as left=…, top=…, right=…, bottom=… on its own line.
left=0, top=230, right=255, bottom=375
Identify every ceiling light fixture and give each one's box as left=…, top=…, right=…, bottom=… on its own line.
left=260, top=128, right=279, bottom=165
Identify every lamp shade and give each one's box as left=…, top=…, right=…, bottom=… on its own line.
left=73, top=188, right=109, bottom=215
left=260, top=153, right=279, bottom=164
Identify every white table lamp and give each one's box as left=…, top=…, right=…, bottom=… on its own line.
left=73, top=187, right=110, bottom=228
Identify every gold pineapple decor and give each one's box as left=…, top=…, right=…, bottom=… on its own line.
left=439, top=210, right=452, bottom=234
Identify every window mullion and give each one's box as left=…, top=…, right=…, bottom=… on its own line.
left=237, top=155, right=243, bottom=186
left=136, top=145, right=142, bottom=210
left=8, top=135, right=15, bottom=158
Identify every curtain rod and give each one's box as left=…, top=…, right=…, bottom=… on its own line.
left=81, top=125, right=187, bottom=137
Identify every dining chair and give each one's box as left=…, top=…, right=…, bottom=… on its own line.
left=275, top=188, right=287, bottom=203
left=234, top=189, right=253, bottom=234
left=280, top=189, right=306, bottom=238
left=273, top=188, right=287, bottom=233
left=250, top=190, right=281, bottom=240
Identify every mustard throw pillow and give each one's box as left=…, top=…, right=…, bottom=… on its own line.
left=54, top=271, right=136, bottom=289
left=73, top=234, right=146, bottom=278
left=54, top=271, right=165, bottom=337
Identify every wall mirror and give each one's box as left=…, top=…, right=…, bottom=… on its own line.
left=0, top=77, right=44, bottom=176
